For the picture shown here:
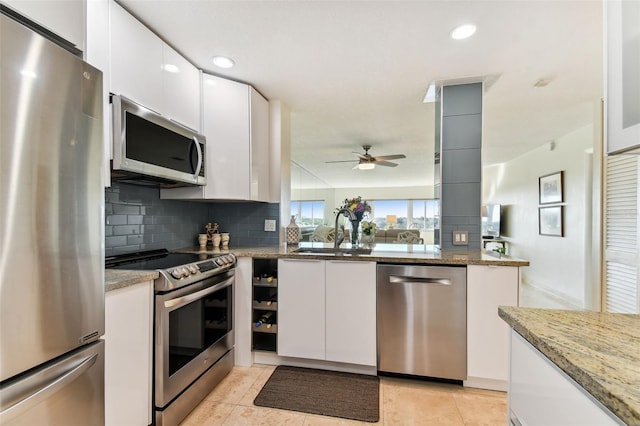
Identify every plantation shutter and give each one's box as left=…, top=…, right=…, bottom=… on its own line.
left=603, top=155, right=640, bottom=313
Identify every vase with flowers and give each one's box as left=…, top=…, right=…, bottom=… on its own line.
left=337, top=196, right=372, bottom=245
left=361, top=221, right=377, bottom=244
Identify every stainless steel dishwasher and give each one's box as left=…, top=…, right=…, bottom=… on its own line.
left=377, top=264, right=467, bottom=380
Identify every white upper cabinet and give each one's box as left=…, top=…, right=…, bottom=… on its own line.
left=250, top=88, right=270, bottom=201
left=86, top=0, right=111, bottom=186
left=161, top=44, right=200, bottom=131
left=108, top=1, right=200, bottom=130
left=3, top=0, right=85, bottom=51
left=109, top=1, right=163, bottom=114
left=161, top=74, right=270, bottom=201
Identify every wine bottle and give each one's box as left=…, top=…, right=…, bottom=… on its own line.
left=254, top=311, right=273, bottom=328
left=266, top=292, right=278, bottom=306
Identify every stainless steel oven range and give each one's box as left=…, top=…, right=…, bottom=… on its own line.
left=106, top=249, right=235, bottom=425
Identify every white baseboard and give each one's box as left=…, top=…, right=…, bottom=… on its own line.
left=464, top=376, right=508, bottom=392
left=253, top=351, right=377, bottom=376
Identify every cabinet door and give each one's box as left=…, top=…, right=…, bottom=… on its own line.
left=277, top=259, right=325, bottom=360
left=467, top=265, right=518, bottom=389
left=250, top=87, right=270, bottom=201
left=3, top=0, right=85, bottom=50
left=325, top=261, right=377, bottom=366
left=86, top=0, right=111, bottom=187
left=509, top=331, right=621, bottom=425
left=105, top=281, right=153, bottom=426
left=109, top=0, right=163, bottom=113
left=162, top=44, right=200, bottom=131
left=202, top=74, right=251, bottom=199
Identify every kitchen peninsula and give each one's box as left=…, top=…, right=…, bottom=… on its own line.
left=499, top=306, right=640, bottom=425
left=178, top=242, right=530, bottom=266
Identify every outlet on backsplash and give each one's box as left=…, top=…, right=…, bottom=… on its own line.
left=264, top=219, right=276, bottom=232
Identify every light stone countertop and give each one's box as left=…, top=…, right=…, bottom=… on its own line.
left=105, top=269, right=158, bottom=292
left=177, top=242, right=530, bottom=267
left=498, top=306, right=640, bottom=425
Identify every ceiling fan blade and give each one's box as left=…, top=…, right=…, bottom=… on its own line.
left=374, top=160, right=399, bottom=167
left=351, top=152, right=369, bottom=160
left=372, top=154, right=406, bottom=161
left=326, top=159, right=358, bottom=163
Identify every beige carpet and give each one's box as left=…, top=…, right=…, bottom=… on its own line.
left=253, top=366, right=379, bottom=422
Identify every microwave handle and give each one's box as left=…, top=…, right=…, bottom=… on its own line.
left=193, top=137, right=203, bottom=179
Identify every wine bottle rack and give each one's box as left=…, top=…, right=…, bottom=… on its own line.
left=252, top=258, right=278, bottom=352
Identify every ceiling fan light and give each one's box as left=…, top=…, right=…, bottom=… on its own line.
left=450, top=23, right=477, bottom=40
left=358, top=162, right=375, bottom=170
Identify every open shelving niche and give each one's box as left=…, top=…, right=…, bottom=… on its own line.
left=251, top=258, right=278, bottom=352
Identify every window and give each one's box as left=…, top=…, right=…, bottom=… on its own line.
left=291, top=201, right=324, bottom=227
left=367, top=199, right=439, bottom=231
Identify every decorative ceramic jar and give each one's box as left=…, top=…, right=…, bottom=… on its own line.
left=198, top=234, right=208, bottom=249
left=212, top=234, right=221, bottom=248
left=221, top=233, right=230, bottom=248
left=286, top=215, right=300, bottom=245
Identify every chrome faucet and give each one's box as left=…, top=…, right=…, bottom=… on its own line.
left=334, top=208, right=358, bottom=248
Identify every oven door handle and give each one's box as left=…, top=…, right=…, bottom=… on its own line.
left=163, top=276, right=233, bottom=311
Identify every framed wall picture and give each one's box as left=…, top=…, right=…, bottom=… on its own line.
left=539, top=206, right=563, bottom=237
left=539, top=171, right=563, bottom=204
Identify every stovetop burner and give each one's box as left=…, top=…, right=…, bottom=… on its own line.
left=105, top=249, right=213, bottom=270
left=106, top=249, right=236, bottom=292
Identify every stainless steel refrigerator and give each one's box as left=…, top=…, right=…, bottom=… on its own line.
left=0, top=9, right=105, bottom=425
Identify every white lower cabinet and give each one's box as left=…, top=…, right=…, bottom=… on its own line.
left=277, top=259, right=376, bottom=366
left=509, top=331, right=622, bottom=425
left=105, top=281, right=153, bottom=426
left=466, top=265, right=519, bottom=390
left=325, top=261, right=377, bottom=366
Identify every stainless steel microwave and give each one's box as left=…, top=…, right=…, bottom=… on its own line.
left=111, top=95, right=206, bottom=187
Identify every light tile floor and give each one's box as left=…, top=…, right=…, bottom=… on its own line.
left=180, top=364, right=507, bottom=425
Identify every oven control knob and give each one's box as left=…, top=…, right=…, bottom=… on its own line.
left=215, top=258, right=225, bottom=267
left=222, top=256, right=231, bottom=264
left=171, top=269, right=183, bottom=279
left=181, top=267, right=190, bottom=276
left=188, top=265, right=198, bottom=274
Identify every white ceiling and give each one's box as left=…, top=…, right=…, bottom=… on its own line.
left=119, top=0, right=603, bottom=189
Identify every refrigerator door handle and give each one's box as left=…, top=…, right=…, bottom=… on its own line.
left=0, top=353, right=98, bottom=423
left=388, top=275, right=452, bottom=286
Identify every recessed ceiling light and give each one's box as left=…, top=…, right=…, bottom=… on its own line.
left=358, top=163, right=375, bottom=170
left=162, top=64, right=180, bottom=73
left=450, top=24, right=477, bottom=40
left=211, top=56, right=235, bottom=69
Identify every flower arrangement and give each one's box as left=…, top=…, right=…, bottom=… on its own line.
left=361, top=221, right=377, bottom=236
left=337, top=196, right=372, bottom=221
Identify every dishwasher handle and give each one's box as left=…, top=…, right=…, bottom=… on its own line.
left=388, top=275, right=452, bottom=286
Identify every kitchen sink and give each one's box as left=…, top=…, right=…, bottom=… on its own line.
left=292, top=247, right=372, bottom=256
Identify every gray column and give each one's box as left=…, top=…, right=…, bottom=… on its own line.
left=435, top=83, right=482, bottom=251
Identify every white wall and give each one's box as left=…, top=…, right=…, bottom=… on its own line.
left=483, top=125, right=595, bottom=308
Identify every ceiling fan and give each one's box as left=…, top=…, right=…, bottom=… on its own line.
left=326, top=145, right=406, bottom=170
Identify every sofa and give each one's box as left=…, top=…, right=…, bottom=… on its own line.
left=374, top=229, right=423, bottom=243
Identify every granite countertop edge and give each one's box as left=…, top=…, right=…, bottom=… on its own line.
left=498, top=306, right=640, bottom=425
left=177, top=245, right=530, bottom=267
left=105, top=269, right=158, bottom=292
